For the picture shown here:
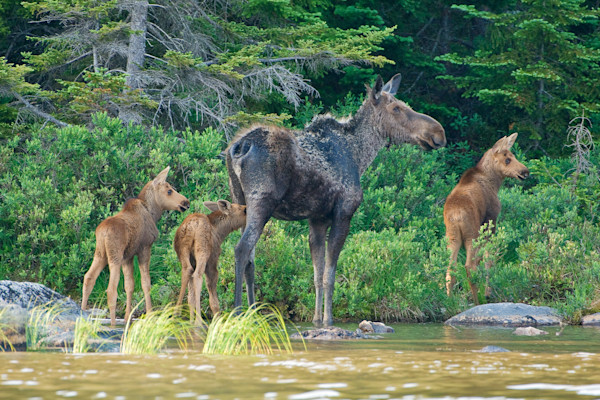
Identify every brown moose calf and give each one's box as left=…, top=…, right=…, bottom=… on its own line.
left=81, top=167, right=190, bottom=326
left=174, top=200, right=246, bottom=322
left=443, top=133, right=529, bottom=304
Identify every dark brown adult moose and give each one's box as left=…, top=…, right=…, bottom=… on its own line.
left=81, top=167, right=190, bottom=326
left=444, top=133, right=529, bottom=304
left=226, top=74, right=446, bottom=327
left=174, top=200, right=247, bottom=323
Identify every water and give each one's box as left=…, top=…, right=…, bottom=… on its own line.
left=2, top=324, right=600, bottom=399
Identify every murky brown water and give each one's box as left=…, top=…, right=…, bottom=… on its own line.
left=2, top=324, right=600, bottom=399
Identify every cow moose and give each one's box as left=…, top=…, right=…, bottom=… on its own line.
left=174, top=200, right=247, bottom=323
left=225, top=74, right=446, bottom=327
left=444, top=133, right=529, bottom=303
left=81, top=167, right=190, bottom=325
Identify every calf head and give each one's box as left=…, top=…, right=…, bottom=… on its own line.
left=369, top=74, right=446, bottom=150
left=152, top=167, right=190, bottom=212
left=204, top=199, right=247, bottom=229
left=487, top=133, right=530, bottom=181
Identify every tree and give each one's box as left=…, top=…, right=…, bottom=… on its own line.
left=16, top=0, right=394, bottom=131
left=437, top=0, right=600, bottom=154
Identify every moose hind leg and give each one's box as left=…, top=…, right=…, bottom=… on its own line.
left=309, top=219, right=328, bottom=326
left=137, top=247, right=153, bottom=315
left=122, top=258, right=135, bottom=323
left=323, top=214, right=352, bottom=327
left=446, top=237, right=461, bottom=296
left=464, top=239, right=480, bottom=305
left=82, top=252, right=107, bottom=311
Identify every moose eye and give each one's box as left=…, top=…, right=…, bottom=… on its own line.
left=505, top=158, right=511, bottom=165
left=168, top=189, right=173, bottom=195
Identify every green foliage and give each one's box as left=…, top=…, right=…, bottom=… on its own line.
left=0, top=308, right=15, bottom=351
left=25, top=303, right=63, bottom=351
left=72, top=315, right=103, bottom=353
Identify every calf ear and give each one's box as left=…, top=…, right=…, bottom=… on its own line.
left=153, top=166, right=170, bottom=185
left=505, top=132, right=518, bottom=149
left=371, top=76, right=384, bottom=104
left=491, top=136, right=508, bottom=153
left=203, top=201, right=219, bottom=212
left=217, top=199, right=232, bottom=214
left=382, top=74, right=402, bottom=96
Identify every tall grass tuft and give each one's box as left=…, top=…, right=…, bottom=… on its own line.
left=201, top=303, right=299, bottom=355
left=0, top=308, right=15, bottom=351
left=120, top=304, right=193, bottom=355
left=72, top=316, right=103, bottom=353
left=26, top=303, right=63, bottom=351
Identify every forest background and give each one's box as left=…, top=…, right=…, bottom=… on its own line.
left=0, top=0, right=599, bottom=323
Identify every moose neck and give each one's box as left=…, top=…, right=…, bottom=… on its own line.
left=208, top=212, right=240, bottom=245
left=476, top=154, right=505, bottom=192
left=344, top=102, right=390, bottom=176
left=137, top=183, right=163, bottom=223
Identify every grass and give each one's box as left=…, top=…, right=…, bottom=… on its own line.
left=120, top=303, right=193, bottom=355
left=25, top=303, right=64, bottom=351
left=0, top=308, right=15, bottom=351
left=72, top=315, right=104, bottom=353
left=201, top=303, right=301, bottom=355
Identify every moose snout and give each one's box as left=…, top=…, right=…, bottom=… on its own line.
left=179, top=199, right=190, bottom=212
left=518, top=168, right=530, bottom=181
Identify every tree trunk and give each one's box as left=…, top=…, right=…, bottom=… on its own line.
left=120, top=0, right=148, bottom=125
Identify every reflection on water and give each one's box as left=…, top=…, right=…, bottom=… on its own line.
left=1, top=324, right=600, bottom=399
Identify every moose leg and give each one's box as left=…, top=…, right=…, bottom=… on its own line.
left=244, top=247, right=256, bottom=306
left=205, top=260, right=220, bottom=317
left=308, top=219, right=329, bottom=326
left=233, top=202, right=274, bottom=310
left=190, top=273, right=204, bottom=324
left=323, top=214, right=352, bottom=327
left=122, top=258, right=135, bottom=323
left=106, top=259, right=122, bottom=326
left=176, top=250, right=194, bottom=311
left=464, top=239, right=479, bottom=305
left=81, top=251, right=107, bottom=311
left=137, top=247, right=153, bottom=315
left=446, top=237, right=461, bottom=296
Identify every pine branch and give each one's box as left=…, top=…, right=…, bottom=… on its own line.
left=13, top=92, right=69, bottom=128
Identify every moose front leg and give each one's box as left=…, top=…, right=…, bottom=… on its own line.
left=322, top=214, right=352, bottom=327
left=309, top=219, right=329, bottom=326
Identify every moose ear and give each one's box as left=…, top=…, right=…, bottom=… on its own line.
left=371, top=75, right=384, bottom=104
left=505, top=132, right=518, bottom=149
left=203, top=201, right=219, bottom=212
left=382, top=74, right=402, bottom=96
left=217, top=199, right=232, bottom=214
left=153, top=167, right=170, bottom=185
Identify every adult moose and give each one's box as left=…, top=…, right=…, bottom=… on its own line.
left=444, top=133, right=529, bottom=304
left=226, top=74, right=446, bottom=327
left=81, top=167, right=190, bottom=326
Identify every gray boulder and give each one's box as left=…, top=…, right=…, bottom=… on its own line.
left=513, top=326, right=548, bottom=336
left=475, top=345, right=510, bottom=353
left=291, top=326, right=377, bottom=340
left=0, top=281, right=86, bottom=350
left=582, top=313, right=600, bottom=326
left=445, top=302, right=562, bottom=327
left=358, top=320, right=395, bottom=334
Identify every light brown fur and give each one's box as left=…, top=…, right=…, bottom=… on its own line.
left=443, top=133, right=529, bottom=304
left=174, top=200, right=246, bottom=323
left=81, top=167, right=190, bottom=325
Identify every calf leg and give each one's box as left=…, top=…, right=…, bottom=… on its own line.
left=122, top=258, right=135, bottom=323
left=176, top=250, right=194, bottom=311
left=205, top=260, right=220, bottom=317
left=106, top=259, right=122, bottom=326
left=446, top=237, right=461, bottom=296
left=81, top=251, right=107, bottom=311
left=308, top=219, right=329, bottom=326
left=464, top=239, right=479, bottom=305
left=189, top=274, right=203, bottom=324
left=137, top=247, right=153, bottom=315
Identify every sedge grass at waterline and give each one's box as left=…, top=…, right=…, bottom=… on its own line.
left=201, top=303, right=301, bottom=355
left=26, top=303, right=64, bottom=351
left=120, top=304, right=193, bottom=355
left=0, top=308, right=15, bottom=351
left=72, top=316, right=103, bottom=353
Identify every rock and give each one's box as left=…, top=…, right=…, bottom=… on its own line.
left=474, top=345, right=510, bottom=353
left=582, top=312, right=600, bottom=326
left=513, top=326, right=548, bottom=336
left=358, top=320, right=395, bottom=334
left=291, top=326, right=378, bottom=340
left=0, top=281, right=86, bottom=350
left=445, top=303, right=562, bottom=327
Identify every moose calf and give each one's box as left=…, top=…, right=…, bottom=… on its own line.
left=174, top=199, right=246, bottom=322
left=443, top=133, right=529, bottom=304
left=81, top=167, right=190, bottom=325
